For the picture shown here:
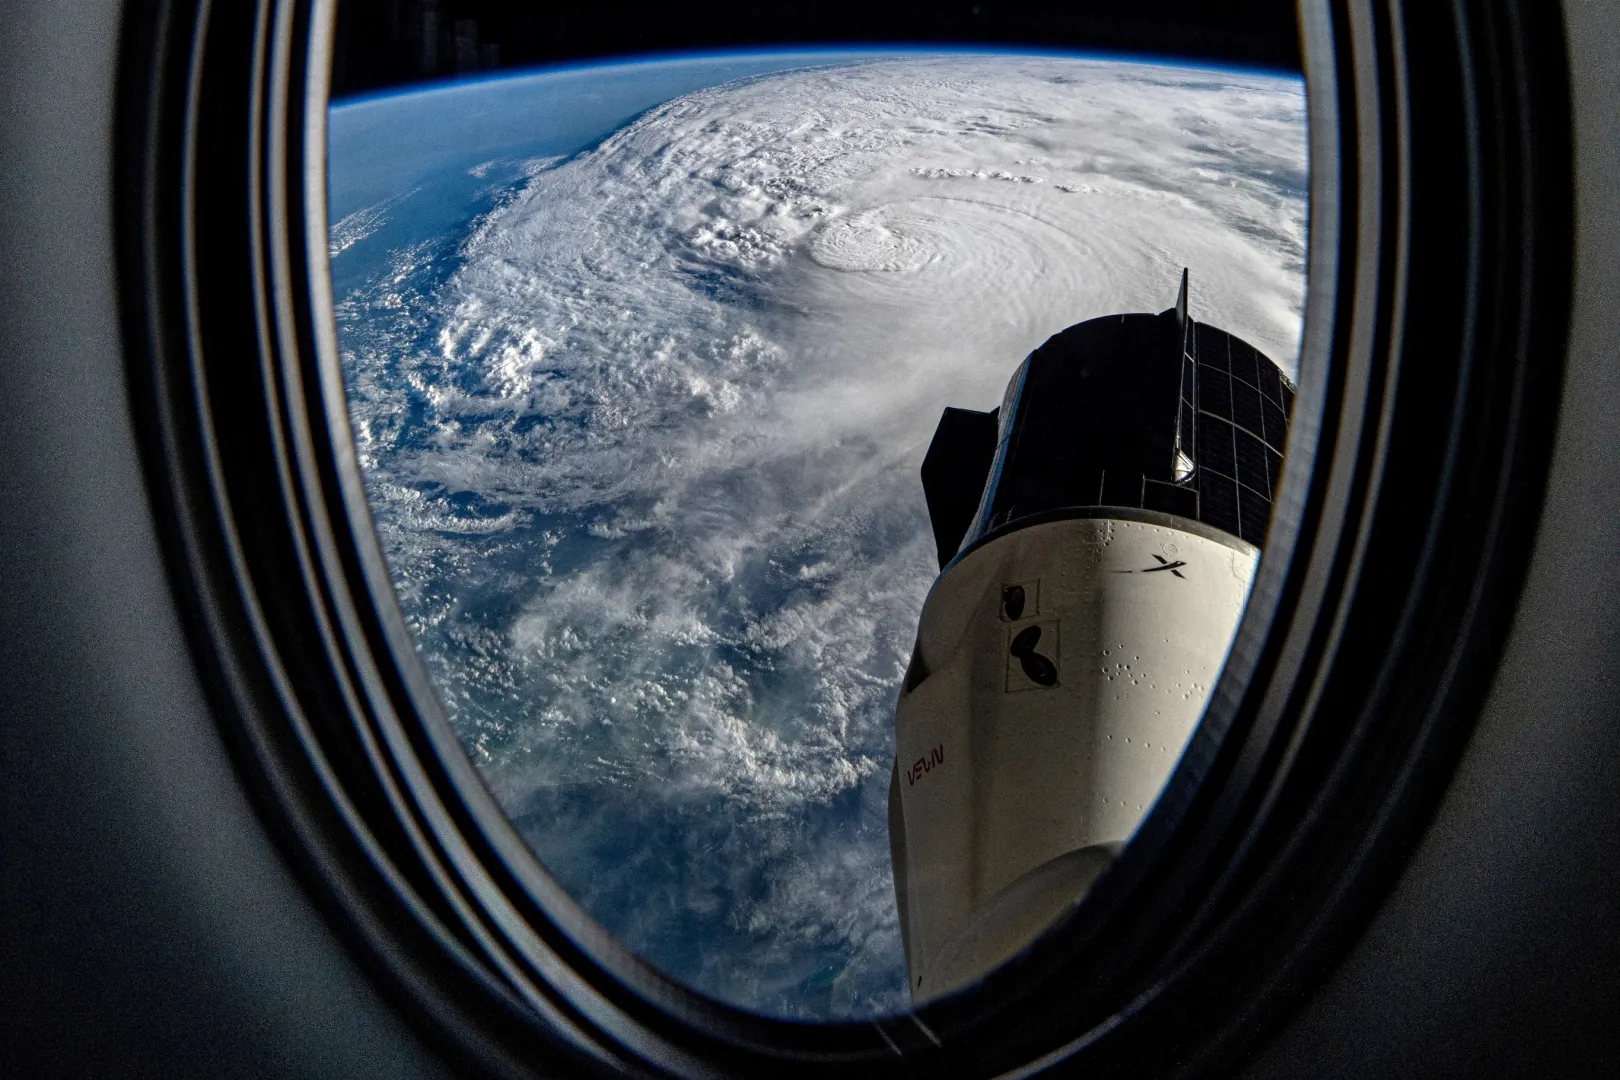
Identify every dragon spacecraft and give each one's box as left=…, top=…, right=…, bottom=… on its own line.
left=889, top=271, right=1295, bottom=1002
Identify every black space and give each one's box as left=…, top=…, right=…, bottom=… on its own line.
left=330, top=1, right=1302, bottom=99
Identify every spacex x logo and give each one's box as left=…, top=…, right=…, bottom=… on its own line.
left=1116, top=554, right=1187, bottom=579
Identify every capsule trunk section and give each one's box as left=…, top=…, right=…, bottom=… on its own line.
left=892, top=273, right=1290, bottom=1002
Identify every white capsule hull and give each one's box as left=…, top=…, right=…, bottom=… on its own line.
left=891, top=510, right=1257, bottom=1001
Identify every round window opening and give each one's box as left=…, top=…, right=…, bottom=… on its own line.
left=325, top=22, right=1309, bottom=1022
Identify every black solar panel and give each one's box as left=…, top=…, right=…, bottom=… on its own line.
left=1197, top=323, right=1230, bottom=372
left=1235, top=431, right=1273, bottom=498
left=1202, top=415, right=1238, bottom=478
left=1232, top=377, right=1265, bottom=440
left=934, top=276, right=1296, bottom=556
left=1199, top=363, right=1233, bottom=418
left=1231, top=338, right=1261, bottom=389
left=1261, top=396, right=1287, bottom=450
left=1195, top=323, right=1292, bottom=544
left=1238, top=481, right=1273, bottom=542
left=1200, top=469, right=1241, bottom=538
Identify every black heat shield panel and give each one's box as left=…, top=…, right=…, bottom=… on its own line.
left=921, top=406, right=1001, bottom=568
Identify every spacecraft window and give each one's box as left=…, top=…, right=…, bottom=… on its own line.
left=324, top=16, right=1309, bottom=1024
left=122, top=0, right=1572, bottom=1076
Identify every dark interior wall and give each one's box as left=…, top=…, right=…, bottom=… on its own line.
left=0, top=2, right=452, bottom=1075
left=330, top=0, right=1303, bottom=100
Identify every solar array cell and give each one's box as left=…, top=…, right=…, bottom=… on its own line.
left=1199, top=363, right=1232, bottom=418
left=1238, top=485, right=1272, bottom=542
left=1200, top=470, right=1241, bottom=538
left=1234, top=339, right=1262, bottom=389
left=1202, top=415, right=1237, bottom=479
left=1261, top=396, right=1287, bottom=450
left=1198, top=324, right=1230, bottom=373
left=1236, top=432, right=1272, bottom=498
left=1232, top=377, right=1264, bottom=439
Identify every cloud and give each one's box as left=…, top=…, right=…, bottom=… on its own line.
left=328, top=186, right=420, bottom=258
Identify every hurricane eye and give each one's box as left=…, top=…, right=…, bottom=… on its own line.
left=325, top=4, right=1309, bottom=1026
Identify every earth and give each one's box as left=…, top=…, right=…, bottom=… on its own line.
left=327, top=49, right=1308, bottom=1020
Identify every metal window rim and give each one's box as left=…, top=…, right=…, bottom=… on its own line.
left=116, top=1, right=1572, bottom=1077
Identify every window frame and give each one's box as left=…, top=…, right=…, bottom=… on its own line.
left=116, top=1, right=1572, bottom=1076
